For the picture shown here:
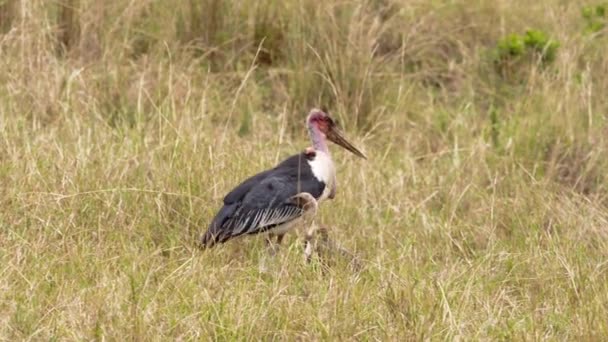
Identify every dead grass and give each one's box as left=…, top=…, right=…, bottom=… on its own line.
left=1, top=0, right=608, bottom=340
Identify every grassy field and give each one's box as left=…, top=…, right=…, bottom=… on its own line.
left=1, top=0, right=608, bottom=340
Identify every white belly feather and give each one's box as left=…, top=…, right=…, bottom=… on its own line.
left=307, top=150, right=336, bottom=202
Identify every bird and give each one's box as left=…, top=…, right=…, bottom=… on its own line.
left=199, top=108, right=366, bottom=262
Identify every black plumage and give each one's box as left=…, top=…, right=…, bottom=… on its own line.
left=200, top=152, right=326, bottom=247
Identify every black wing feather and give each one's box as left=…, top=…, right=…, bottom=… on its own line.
left=222, top=169, right=273, bottom=205
left=200, top=153, right=325, bottom=247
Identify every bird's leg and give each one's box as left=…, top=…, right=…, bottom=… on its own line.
left=260, top=233, right=279, bottom=274
left=289, top=192, right=319, bottom=264
left=303, top=222, right=318, bottom=263
left=265, top=233, right=278, bottom=256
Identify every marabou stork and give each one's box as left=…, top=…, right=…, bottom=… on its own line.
left=200, top=108, right=366, bottom=262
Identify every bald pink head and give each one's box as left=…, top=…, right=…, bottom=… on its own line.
left=305, top=108, right=366, bottom=159
left=306, top=108, right=334, bottom=136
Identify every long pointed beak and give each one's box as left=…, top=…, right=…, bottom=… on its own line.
left=327, top=127, right=367, bottom=159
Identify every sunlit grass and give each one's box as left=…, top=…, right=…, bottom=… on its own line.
left=1, top=0, right=608, bottom=340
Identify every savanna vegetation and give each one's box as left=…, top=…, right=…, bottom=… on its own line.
left=1, top=0, right=608, bottom=339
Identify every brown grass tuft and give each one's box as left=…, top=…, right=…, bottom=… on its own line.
left=1, top=0, right=608, bottom=340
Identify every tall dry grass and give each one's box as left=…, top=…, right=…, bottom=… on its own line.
left=1, top=0, right=608, bottom=339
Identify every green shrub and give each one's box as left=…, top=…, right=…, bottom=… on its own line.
left=523, top=29, right=559, bottom=63
left=582, top=4, right=607, bottom=34
left=496, top=30, right=559, bottom=64
left=496, top=33, right=526, bottom=58
left=493, top=29, right=559, bottom=79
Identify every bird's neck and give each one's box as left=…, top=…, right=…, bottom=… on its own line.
left=308, top=125, right=329, bottom=154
